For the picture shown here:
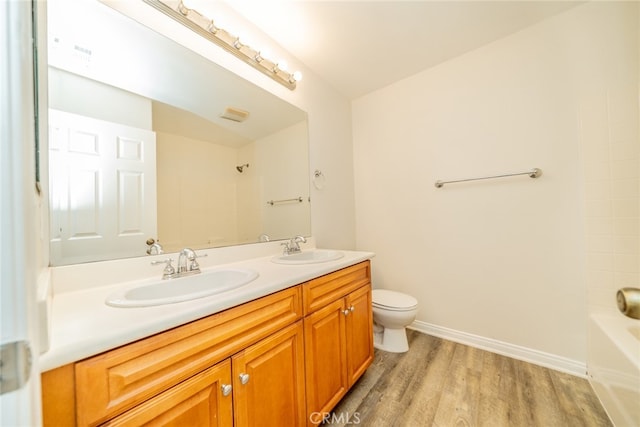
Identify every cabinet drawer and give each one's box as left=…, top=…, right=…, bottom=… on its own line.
left=75, top=286, right=301, bottom=426
left=103, top=360, right=233, bottom=427
left=302, top=261, right=370, bottom=315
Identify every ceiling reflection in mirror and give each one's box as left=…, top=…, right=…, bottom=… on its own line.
left=47, top=0, right=310, bottom=266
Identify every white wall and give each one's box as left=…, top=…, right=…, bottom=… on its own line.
left=48, top=68, right=152, bottom=130
left=156, top=132, right=240, bottom=252
left=353, top=2, right=638, bottom=370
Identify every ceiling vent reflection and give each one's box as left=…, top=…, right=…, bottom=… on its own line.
left=221, top=106, right=250, bottom=123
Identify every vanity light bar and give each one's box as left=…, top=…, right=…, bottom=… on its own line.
left=143, top=0, right=302, bottom=90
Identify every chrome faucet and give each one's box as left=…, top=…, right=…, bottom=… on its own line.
left=151, top=248, right=207, bottom=280
left=281, top=235, right=307, bottom=255
left=177, top=248, right=204, bottom=274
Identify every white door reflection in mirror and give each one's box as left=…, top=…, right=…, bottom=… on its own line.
left=49, top=109, right=157, bottom=265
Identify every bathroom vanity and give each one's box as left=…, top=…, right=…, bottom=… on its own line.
left=41, top=255, right=373, bottom=426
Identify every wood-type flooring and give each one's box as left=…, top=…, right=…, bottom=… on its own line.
left=329, top=330, right=612, bottom=427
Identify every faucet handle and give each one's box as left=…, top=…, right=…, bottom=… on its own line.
left=281, top=241, right=291, bottom=255
left=189, top=251, right=207, bottom=272
left=285, top=235, right=305, bottom=254
left=189, top=254, right=207, bottom=272
left=151, top=258, right=176, bottom=278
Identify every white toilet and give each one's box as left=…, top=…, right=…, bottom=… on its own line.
left=372, top=289, right=418, bottom=353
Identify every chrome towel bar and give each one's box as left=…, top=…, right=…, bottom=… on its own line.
left=435, top=168, right=542, bottom=188
left=267, top=197, right=304, bottom=206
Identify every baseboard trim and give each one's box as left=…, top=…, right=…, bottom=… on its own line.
left=409, top=320, right=587, bottom=378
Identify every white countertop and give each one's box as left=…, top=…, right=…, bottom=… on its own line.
left=39, top=250, right=374, bottom=372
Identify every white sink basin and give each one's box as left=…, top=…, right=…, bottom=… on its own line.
left=106, top=268, right=259, bottom=308
left=271, top=250, right=344, bottom=265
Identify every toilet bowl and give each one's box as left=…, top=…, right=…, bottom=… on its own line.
left=372, top=289, right=418, bottom=353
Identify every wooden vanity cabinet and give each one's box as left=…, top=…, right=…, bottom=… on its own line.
left=302, top=261, right=373, bottom=424
left=42, top=286, right=303, bottom=426
left=41, top=261, right=373, bottom=427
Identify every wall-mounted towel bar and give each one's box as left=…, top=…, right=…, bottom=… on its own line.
left=435, top=168, right=542, bottom=188
left=267, top=197, right=304, bottom=206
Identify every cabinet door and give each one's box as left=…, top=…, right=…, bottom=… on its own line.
left=232, top=321, right=306, bottom=427
left=103, top=360, right=233, bottom=427
left=345, top=284, right=374, bottom=386
left=304, top=298, right=348, bottom=420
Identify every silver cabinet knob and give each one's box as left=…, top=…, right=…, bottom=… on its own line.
left=221, top=384, right=232, bottom=396
left=342, top=309, right=350, bottom=316
left=239, top=373, right=250, bottom=385
left=349, top=305, right=355, bottom=312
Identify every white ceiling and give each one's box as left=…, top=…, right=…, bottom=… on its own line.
left=226, top=1, right=582, bottom=99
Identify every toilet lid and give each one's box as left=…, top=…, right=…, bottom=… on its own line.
left=372, top=289, right=418, bottom=309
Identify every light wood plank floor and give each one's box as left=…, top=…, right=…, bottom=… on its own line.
left=331, top=330, right=611, bottom=427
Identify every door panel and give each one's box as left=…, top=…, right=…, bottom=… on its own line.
left=304, top=299, right=348, bottom=418
left=345, top=285, right=374, bottom=385
left=48, top=109, right=157, bottom=264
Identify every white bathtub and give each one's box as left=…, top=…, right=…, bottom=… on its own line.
left=588, top=313, right=640, bottom=426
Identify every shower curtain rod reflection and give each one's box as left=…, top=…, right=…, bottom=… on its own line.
left=435, top=168, right=542, bottom=188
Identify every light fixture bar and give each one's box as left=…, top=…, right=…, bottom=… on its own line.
left=143, top=0, right=300, bottom=90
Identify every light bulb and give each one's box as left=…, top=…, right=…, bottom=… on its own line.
left=258, top=49, right=272, bottom=62
left=276, top=60, right=288, bottom=72
left=292, top=71, right=303, bottom=82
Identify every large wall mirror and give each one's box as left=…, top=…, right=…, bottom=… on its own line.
left=47, top=0, right=311, bottom=266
